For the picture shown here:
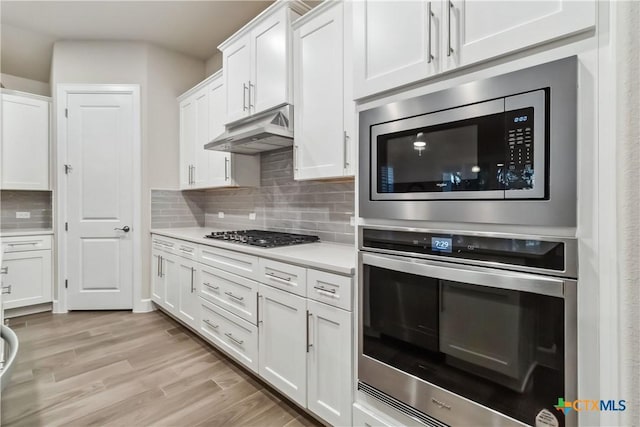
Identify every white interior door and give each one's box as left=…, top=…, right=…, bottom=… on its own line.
left=65, top=91, right=135, bottom=310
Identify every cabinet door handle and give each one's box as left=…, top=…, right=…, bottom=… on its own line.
left=204, top=319, right=219, bottom=329
left=225, top=291, right=244, bottom=301
left=243, top=83, right=248, bottom=111
left=157, top=256, right=160, bottom=277
left=191, top=267, right=195, bottom=293
left=258, top=293, right=263, bottom=325
left=2, top=285, right=12, bottom=295
left=306, top=310, right=313, bottom=352
left=266, top=272, right=291, bottom=282
left=1, top=266, right=8, bottom=275
left=225, top=332, right=244, bottom=345
left=343, top=131, right=350, bottom=169
left=313, top=285, right=337, bottom=294
left=294, top=146, right=299, bottom=172
left=427, top=2, right=434, bottom=63
left=160, top=256, right=163, bottom=278
left=248, top=81, right=255, bottom=110
left=224, top=157, right=230, bottom=182
left=447, top=1, right=454, bottom=57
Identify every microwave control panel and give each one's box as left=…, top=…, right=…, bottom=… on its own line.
left=505, top=108, right=534, bottom=189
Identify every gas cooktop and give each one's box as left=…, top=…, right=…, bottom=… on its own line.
left=204, top=230, right=319, bottom=248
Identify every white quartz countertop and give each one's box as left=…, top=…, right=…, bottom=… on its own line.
left=0, top=229, right=54, bottom=238
left=150, top=227, right=356, bottom=276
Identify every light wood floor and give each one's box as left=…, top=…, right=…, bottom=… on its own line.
left=1, top=310, right=320, bottom=427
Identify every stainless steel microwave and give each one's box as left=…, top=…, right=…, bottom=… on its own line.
left=359, top=57, right=578, bottom=228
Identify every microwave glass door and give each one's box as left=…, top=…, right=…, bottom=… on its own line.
left=362, top=258, right=567, bottom=426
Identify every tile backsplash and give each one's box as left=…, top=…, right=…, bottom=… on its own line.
left=151, top=147, right=355, bottom=244
left=1, top=190, right=53, bottom=230
left=150, top=190, right=205, bottom=228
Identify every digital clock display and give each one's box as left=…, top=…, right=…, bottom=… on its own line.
left=432, top=237, right=452, bottom=253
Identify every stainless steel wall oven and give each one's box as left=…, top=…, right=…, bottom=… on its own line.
left=358, top=226, right=577, bottom=426
left=358, top=57, right=578, bottom=227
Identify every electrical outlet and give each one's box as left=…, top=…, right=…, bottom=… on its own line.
left=16, top=212, right=31, bottom=219
left=218, top=212, right=224, bottom=219
left=349, top=216, right=356, bottom=226
left=249, top=213, right=257, bottom=221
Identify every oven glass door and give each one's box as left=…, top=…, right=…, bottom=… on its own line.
left=361, top=253, right=570, bottom=426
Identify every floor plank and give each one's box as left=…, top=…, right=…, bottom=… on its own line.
left=1, top=310, right=321, bottom=427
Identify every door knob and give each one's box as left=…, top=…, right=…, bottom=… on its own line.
left=114, top=226, right=131, bottom=232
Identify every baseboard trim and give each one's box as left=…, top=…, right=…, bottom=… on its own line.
left=6, top=302, right=53, bottom=319
left=133, top=298, right=155, bottom=313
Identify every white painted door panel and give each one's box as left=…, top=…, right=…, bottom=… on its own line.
left=1, top=93, right=50, bottom=190
left=353, top=0, right=439, bottom=98
left=251, top=8, right=289, bottom=115
left=66, top=92, right=134, bottom=310
left=307, top=300, right=352, bottom=427
left=258, top=284, right=307, bottom=406
left=193, top=88, right=212, bottom=188
left=224, top=35, right=252, bottom=123
left=294, top=2, right=346, bottom=181
left=1, top=249, right=52, bottom=309
left=207, top=78, right=232, bottom=187
left=151, top=250, right=164, bottom=306
left=163, top=254, right=178, bottom=311
left=179, top=98, right=195, bottom=189
left=177, top=257, right=198, bottom=328
left=445, top=0, right=595, bottom=70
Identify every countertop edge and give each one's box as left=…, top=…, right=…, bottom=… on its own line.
left=150, top=228, right=356, bottom=276
left=1, top=230, right=54, bottom=238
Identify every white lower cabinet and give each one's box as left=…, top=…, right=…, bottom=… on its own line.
left=258, top=283, right=308, bottom=407
left=176, top=257, right=198, bottom=328
left=1, top=235, right=53, bottom=310
left=307, top=299, right=352, bottom=426
left=151, top=250, right=164, bottom=304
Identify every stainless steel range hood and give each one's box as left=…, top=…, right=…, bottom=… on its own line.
left=205, top=105, right=293, bottom=155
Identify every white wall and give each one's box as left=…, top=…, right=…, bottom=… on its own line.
left=0, top=73, right=50, bottom=96
left=50, top=40, right=205, bottom=304
left=205, top=51, right=223, bottom=76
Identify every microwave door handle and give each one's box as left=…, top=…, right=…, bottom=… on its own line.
left=360, top=252, right=565, bottom=298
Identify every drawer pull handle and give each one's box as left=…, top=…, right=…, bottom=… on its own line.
left=7, top=242, right=38, bottom=247
left=266, top=272, right=291, bottom=282
left=204, top=283, right=220, bottom=290
left=225, top=332, right=244, bottom=345
left=225, top=291, right=244, bottom=301
left=1, top=266, right=8, bottom=274
left=2, top=285, right=12, bottom=295
left=180, top=247, right=194, bottom=252
left=313, top=286, right=336, bottom=294
left=204, top=319, right=219, bottom=329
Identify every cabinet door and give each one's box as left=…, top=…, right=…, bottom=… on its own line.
left=192, top=87, right=213, bottom=188
left=307, top=300, right=352, bottom=426
left=223, top=34, right=252, bottom=124
left=151, top=250, right=165, bottom=306
left=353, top=0, right=440, bottom=99
left=163, top=254, right=179, bottom=312
left=258, top=284, right=307, bottom=406
left=177, top=258, right=198, bottom=328
left=179, top=98, right=195, bottom=189
left=445, top=0, right=595, bottom=70
left=1, top=249, right=52, bottom=309
left=250, top=8, right=289, bottom=115
left=207, top=78, right=232, bottom=187
left=1, top=94, right=50, bottom=190
left=294, top=2, right=347, bottom=181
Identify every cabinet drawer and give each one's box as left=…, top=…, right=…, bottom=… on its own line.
left=151, top=235, right=177, bottom=254
left=199, top=298, right=258, bottom=373
left=258, top=258, right=307, bottom=297
left=307, top=269, right=352, bottom=311
left=2, top=235, right=52, bottom=253
left=176, top=241, right=198, bottom=260
left=199, top=265, right=258, bottom=325
left=199, top=245, right=259, bottom=280
left=352, top=403, right=398, bottom=427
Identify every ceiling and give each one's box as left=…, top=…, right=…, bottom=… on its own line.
left=1, top=1, right=274, bottom=82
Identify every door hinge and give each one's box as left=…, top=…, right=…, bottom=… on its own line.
left=64, top=164, right=73, bottom=174
left=65, top=222, right=68, bottom=231
left=65, top=108, right=68, bottom=118
left=65, top=279, right=68, bottom=289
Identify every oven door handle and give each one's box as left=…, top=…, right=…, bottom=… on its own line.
left=360, top=252, right=567, bottom=298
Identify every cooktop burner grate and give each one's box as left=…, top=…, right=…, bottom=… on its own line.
left=204, top=230, right=319, bottom=248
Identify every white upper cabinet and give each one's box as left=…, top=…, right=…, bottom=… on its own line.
left=178, top=71, right=260, bottom=190
left=1, top=91, right=51, bottom=190
left=353, top=0, right=440, bottom=99
left=293, top=1, right=356, bottom=181
left=444, top=0, right=596, bottom=71
left=219, top=0, right=311, bottom=125
left=353, top=0, right=595, bottom=99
